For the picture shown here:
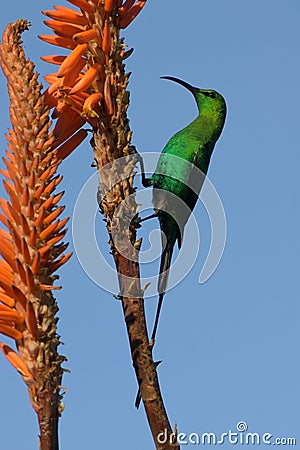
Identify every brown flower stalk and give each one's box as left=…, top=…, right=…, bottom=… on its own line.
left=0, top=19, right=76, bottom=450
left=40, top=0, right=179, bottom=448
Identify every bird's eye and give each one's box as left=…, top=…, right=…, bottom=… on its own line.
left=208, top=92, right=217, bottom=98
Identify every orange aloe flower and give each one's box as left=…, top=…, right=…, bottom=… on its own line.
left=40, top=0, right=147, bottom=142
left=0, top=19, right=77, bottom=433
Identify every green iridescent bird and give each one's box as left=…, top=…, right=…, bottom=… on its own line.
left=138, top=76, right=227, bottom=343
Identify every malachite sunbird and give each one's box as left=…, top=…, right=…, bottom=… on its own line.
left=137, top=76, right=227, bottom=343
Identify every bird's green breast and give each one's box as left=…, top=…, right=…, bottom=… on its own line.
left=152, top=116, right=216, bottom=198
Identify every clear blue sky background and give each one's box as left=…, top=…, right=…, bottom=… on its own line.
left=1, top=1, right=299, bottom=449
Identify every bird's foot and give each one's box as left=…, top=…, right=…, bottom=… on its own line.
left=129, top=145, right=153, bottom=188
left=130, top=214, right=142, bottom=229
left=134, top=359, right=162, bottom=409
left=131, top=211, right=158, bottom=229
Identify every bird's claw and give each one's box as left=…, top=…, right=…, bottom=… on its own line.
left=131, top=215, right=142, bottom=228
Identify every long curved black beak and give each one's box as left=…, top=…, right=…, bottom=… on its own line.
left=160, top=76, right=199, bottom=96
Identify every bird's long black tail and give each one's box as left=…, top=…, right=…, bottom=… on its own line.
left=135, top=238, right=175, bottom=409
left=151, top=244, right=174, bottom=341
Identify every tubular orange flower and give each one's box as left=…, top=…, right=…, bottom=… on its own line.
left=0, top=304, right=24, bottom=323
left=67, top=0, right=95, bottom=13
left=0, top=324, right=23, bottom=341
left=28, top=227, right=37, bottom=248
left=46, top=231, right=67, bottom=247
left=15, top=258, right=27, bottom=285
left=21, top=184, right=29, bottom=206
left=50, top=252, right=73, bottom=272
left=52, top=101, right=69, bottom=119
left=63, top=57, right=87, bottom=86
left=0, top=21, right=74, bottom=431
left=0, top=291, right=15, bottom=308
left=104, top=0, right=115, bottom=13
left=53, top=110, right=85, bottom=144
left=55, top=217, right=70, bottom=233
left=21, top=237, right=31, bottom=264
left=26, top=301, right=38, bottom=341
left=70, top=63, right=101, bottom=94
left=39, top=220, right=61, bottom=240
left=0, top=227, right=13, bottom=244
left=46, top=78, right=63, bottom=96
left=43, top=20, right=85, bottom=37
left=0, top=247, right=15, bottom=272
left=104, top=75, right=113, bottom=115
left=62, top=95, right=86, bottom=114
left=46, top=191, right=65, bottom=208
left=34, top=207, right=46, bottom=228
left=11, top=286, right=27, bottom=310
left=0, top=311, right=24, bottom=326
left=118, top=0, right=135, bottom=17
left=44, top=206, right=65, bottom=225
left=20, top=215, right=31, bottom=237
left=39, top=34, right=77, bottom=50
left=31, top=252, right=41, bottom=275
left=102, top=20, right=111, bottom=53
left=118, top=0, right=147, bottom=28
left=39, top=284, right=62, bottom=291
left=33, top=182, right=46, bottom=200
left=0, top=343, right=34, bottom=381
left=41, top=54, right=66, bottom=65
left=42, top=8, right=89, bottom=26
left=25, top=266, right=35, bottom=293
left=57, top=43, right=88, bottom=77
left=82, top=92, right=103, bottom=117
left=73, top=29, right=98, bottom=44
left=56, top=129, right=88, bottom=160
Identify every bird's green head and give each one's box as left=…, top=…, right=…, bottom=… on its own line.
left=161, top=76, right=226, bottom=125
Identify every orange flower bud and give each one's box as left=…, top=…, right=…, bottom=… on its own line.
left=41, top=55, right=66, bottom=65
left=39, top=34, right=77, bottom=50
left=56, top=129, right=88, bottom=160
left=31, top=252, right=41, bottom=275
left=39, top=284, right=62, bottom=291
left=119, top=0, right=146, bottom=28
left=42, top=8, right=88, bottom=25
left=26, top=301, right=38, bottom=341
left=39, top=221, right=60, bottom=240
left=102, top=21, right=111, bottom=53
left=0, top=344, right=34, bottom=380
left=104, top=0, right=115, bottom=13
left=43, top=20, right=84, bottom=40
left=118, top=0, right=135, bottom=17
left=67, top=0, right=94, bottom=13
left=0, top=291, right=15, bottom=308
left=51, top=252, right=73, bottom=272
left=44, top=206, right=65, bottom=225
left=57, top=44, right=88, bottom=77
left=0, top=309, right=24, bottom=325
left=104, top=76, right=114, bottom=115
left=70, top=63, right=101, bottom=94
left=0, top=324, right=23, bottom=341
left=73, top=29, right=98, bottom=44
left=83, top=92, right=103, bottom=117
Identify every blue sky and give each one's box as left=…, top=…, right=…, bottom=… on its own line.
left=1, top=0, right=299, bottom=448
